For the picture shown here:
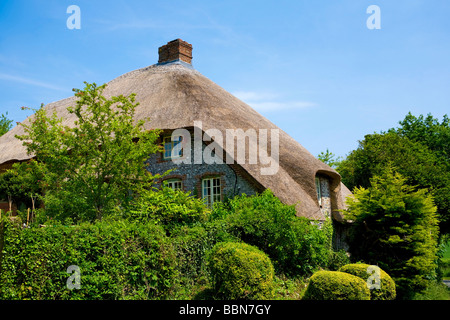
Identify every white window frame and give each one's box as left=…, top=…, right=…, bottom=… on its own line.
left=163, top=135, right=183, bottom=160
left=202, top=177, right=221, bottom=207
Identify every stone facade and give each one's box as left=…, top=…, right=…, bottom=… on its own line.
left=146, top=131, right=262, bottom=200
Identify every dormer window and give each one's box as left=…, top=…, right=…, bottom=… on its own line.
left=163, top=135, right=183, bottom=160
left=315, top=176, right=322, bottom=206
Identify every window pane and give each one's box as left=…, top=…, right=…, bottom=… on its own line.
left=173, top=141, right=182, bottom=157
left=164, top=144, right=171, bottom=158
left=163, top=135, right=184, bottom=159
left=201, top=177, right=221, bottom=207
left=166, top=179, right=182, bottom=190
left=315, top=177, right=322, bottom=204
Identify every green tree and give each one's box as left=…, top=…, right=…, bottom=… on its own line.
left=0, top=112, right=13, bottom=136
left=344, top=166, right=440, bottom=299
left=337, top=132, right=450, bottom=233
left=16, top=82, right=162, bottom=221
left=394, top=112, right=449, bottom=161
left=9, top=160, right=45, bottom=220
left=0, top=171, right=20, bottom=213
left=317, top=148, right=342, bottom=169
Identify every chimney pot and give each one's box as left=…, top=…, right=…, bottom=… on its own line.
left=158, top=39, right=193, bottom=64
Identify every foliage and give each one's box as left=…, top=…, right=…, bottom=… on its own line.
left=394, top=112, right=449, bottom=162
left=327, top=249, right=351, bottom=271
left=213, top=190, right=331, bottom=276
left=207, top=241, right=275, bottom=300
left=0, top=171, right=19, bottom=212
left=344, top=166, right=440, bottom=299
left=302, top=270, right=370, bottom=300
left=170, top=220, right=239, bottom=285
left=317, top=148, right=342, bottom=169
left=16, top=82, right=161, bottom=221
left=338, top=263, right=396, bottom=300
left=0, top=112, right=13, bottom=136
left=0, top=217, right=177, bottom=299
left=337, top=113, right=450, bottom=233
left=126, top=186, right=209, bottom=231
left=0, top=185, right=343, bottom=300
left=439, top=259, right=450, bottom=280
left=412, top=281, right=450, bottom=300
left=4, top=161, right=45, bottom=217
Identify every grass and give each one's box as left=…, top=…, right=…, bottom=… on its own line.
left=440, top=240, right=450, bottom=280
left=442, top=241, right=450, bottom=260
left=168, top=274, right=309, bottom=300
left=413, top=281, right=450, bottom=300
left=273, top=275, right=308, bottom=300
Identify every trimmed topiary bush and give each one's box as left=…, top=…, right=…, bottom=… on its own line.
left=208, top=241, right=275, bottom=300
left=302, top=270, right=370, bottom=300
left=339, top=263, right=396, bottom=300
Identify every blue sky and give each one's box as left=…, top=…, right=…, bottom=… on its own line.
left=1, top=0, right=449, bottom=158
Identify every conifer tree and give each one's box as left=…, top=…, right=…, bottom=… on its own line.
left=345, top=166, right=440, bottom=299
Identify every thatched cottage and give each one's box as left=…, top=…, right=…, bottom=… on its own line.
left=0, top=39, right=351, bottom=244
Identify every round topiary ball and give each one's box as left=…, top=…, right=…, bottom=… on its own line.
left=208, top=241, right=275, bottom=300
left=302, top=270, right=371, bottom=300
left=338, top=263, right=396, bottom=300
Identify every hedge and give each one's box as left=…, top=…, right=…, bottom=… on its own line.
left=302, top=270, right=371, bottom=300
left=208, top=241, right=275, bottom=300
left=0, top=217, right=177, bottom=299
left=338, top=263, right=396, bottom=300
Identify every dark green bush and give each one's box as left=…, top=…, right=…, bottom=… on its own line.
left=302, top=270, right=370, bottom=300
left=208, top=241, right=275, bottom=300
left=213, top=190, right=331, bottom=276
left=171, top=220, right=239, bottom=281
left=328, top=249, right=351, bottom=271
left=0, top=217, right=177, bottom=299
left=339, top=263, right=396, bottom=300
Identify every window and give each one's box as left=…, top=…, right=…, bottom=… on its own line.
left=202, top=177, right=221, bottom=207
left=165, top=178, right=183, bottom=190
left=315, top=177, right=322, bottom=206
left=163, top=135, right=183, bottom=160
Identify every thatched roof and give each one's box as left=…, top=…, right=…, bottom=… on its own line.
left=0, top=59, right=349, bottom=221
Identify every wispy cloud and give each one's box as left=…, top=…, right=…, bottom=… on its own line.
left=0, top=73, right=66, bottom=92
left=232, top=91, right=317, bottom=112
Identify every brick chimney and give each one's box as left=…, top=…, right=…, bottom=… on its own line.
left=158, top=39, right=193, bottom=64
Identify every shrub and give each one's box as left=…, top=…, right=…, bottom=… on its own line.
left=0, top=217, right=177, bottom=299
left=127, top=187, right=209, bottom=231
left=339, top=263, right=396, bottom=300
left=302, top=271, right=370, bottom=300
left=208, top=241, right=275, bottom=300
left=345, top=167, right=440, bottom=299
left=214, top=190, right=331, bottom=276
left=328, top=249, right=351, bottom=271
